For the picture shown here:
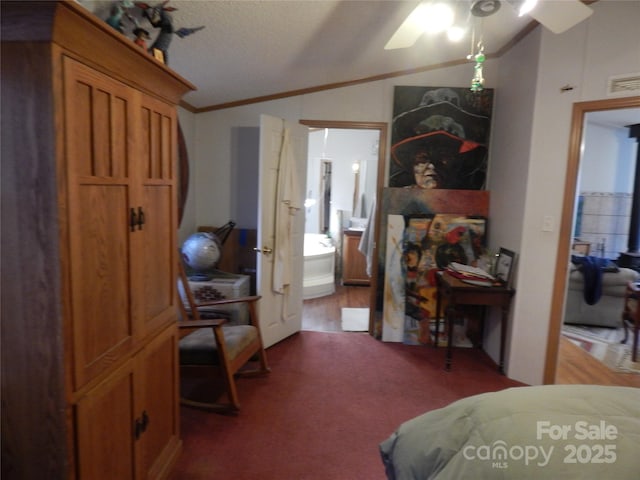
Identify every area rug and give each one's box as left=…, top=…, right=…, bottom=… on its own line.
left=341, top=307, right=369, bottom=331
left=562, top=324, right=639, bottom=374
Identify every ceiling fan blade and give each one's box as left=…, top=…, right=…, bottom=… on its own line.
left=385, top=3, right=427, bottom=50
left=527, top=0, right=593, bottom=34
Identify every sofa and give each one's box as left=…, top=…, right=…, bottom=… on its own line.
left=564, top=260, right=639, bottom=328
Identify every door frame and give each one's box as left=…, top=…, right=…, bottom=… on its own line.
left=543, top=95, right=640, bottom=384
left=319, top=159, right=332, bottom=234
left=299, top=119, right=388, bottom=335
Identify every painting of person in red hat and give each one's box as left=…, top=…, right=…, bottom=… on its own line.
left=390, top=86, right=493, bottom=189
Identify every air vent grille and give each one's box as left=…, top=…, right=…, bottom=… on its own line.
left=608, top=74, right=640, bottom=95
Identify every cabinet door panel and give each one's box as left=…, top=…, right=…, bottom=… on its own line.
left=142, top=184, right=175, bottom=324
left=72, top=184, right=132, bottom=384
left=343, top=232, right=370, bottom=285
left=64, top=57, right=131, bottom=179
left=134, top=96, right=178, bottom=337
left=64, top=57, right=136, bottom=388
left=76, top=364, right=135, bottom=480
left=136, top=326, right=181, bottom=479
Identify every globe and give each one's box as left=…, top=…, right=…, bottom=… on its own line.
left=181, top=232, right=222, bottom=277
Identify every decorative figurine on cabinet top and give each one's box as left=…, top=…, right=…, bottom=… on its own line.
left=135, top=1, right=205, bottom=65
left=131, top=16, right=151, bottom=50
left=133, top=25, right=151, bottom=50
left=105, top=0, right=135, bottom=33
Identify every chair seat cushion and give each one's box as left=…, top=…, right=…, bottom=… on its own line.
left=179, top=325, right=258, bottom=365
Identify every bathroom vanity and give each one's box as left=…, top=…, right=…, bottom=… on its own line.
left=342, top=230, right=370, bottom=286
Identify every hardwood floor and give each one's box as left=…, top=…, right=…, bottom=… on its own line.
left=302, top=284, right=370, bottom=332
left=303, top=285, right=639, bottom=387
left=555, top=335, right=639, bottom=387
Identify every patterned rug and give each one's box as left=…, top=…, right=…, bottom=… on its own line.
left=562, top=324, right=639, bottom=374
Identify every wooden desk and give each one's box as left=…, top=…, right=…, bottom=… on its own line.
left=435, top=271, right=515, bottom=374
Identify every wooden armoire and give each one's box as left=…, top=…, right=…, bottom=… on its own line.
left=1, top=1, right=195, bottom=478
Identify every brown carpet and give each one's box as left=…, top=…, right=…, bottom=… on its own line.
left=170, top=331, right=524, bottom=480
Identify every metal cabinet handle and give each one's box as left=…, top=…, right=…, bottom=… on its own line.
left=137, top=206, right=145, bottom=230
left=253, top=246, right=273, bottom=255
left=130, top=208, right=137, bottom=232
left=134, top=410, right=149, bottom=440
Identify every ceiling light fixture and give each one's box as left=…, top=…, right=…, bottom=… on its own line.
left=447, top=25, right=466, bottom=42
left=506, top=0, right=538, bottom=17
left=470, top=0, right=501, bottom=17
left=470, top=42, right=486, bottom=92
left=419, top=2, right=455, bottom=34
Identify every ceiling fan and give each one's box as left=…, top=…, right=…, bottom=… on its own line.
left=385, top=0, right=594, bottom=50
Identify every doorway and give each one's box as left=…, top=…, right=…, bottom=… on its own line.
left=299, top=120, right=388, bottom=334
left=544, top=96, right=640, bottom=384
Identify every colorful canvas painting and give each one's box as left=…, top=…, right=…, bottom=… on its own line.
left=400, top=214, right=487, bottom=345
left=382, top=215, right=405, bottom=342
left=376, top=188, right=491, bottom=341
left=389, top=86, right=493, bottom=189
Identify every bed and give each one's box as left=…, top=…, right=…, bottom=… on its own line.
left=380, top=385, right=640, bottom=479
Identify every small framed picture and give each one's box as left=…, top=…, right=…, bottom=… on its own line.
left=152, top=48, right=165, bottom=64
left=494, top=248, right=515, bottom=286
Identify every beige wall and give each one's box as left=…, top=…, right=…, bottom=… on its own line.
left=508, top=1, right=640, bottom=384
left=181, top=1, right=640, bottom=385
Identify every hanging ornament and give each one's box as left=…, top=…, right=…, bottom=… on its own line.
left=470, top=42, right=485, bottom=92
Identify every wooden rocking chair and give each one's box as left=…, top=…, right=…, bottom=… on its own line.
left=176, top=260, right=270, bottom=412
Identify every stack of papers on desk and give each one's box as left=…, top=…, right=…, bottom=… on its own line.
left=446, top=262, right=495, bottom=286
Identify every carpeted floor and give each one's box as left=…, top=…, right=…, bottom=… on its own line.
left=562, top=324, right=640, bottom=374
left=170, top=330, right=524, bottom=479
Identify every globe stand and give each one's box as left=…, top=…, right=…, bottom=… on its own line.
left=188, top=273, right=212, bottom=281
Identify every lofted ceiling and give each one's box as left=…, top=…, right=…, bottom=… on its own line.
left=84, top=1, right=594, bottom=111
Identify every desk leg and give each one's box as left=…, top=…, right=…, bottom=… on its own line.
left=445, top=306, right=454, bottom=371
left=434, top=286, right=442, bottom=348
left=499, top=305, right=508, bottom=375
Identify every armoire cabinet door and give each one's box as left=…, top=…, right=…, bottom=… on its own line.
left=75, top=325, right=179, bottom=480
left=76, top=362, right=136, bottom=480
left=63, top=56, right=137, bottom=390
left=135, top=326, right=181, bottom=479
left=133, top=94, right=179, bottom=339
left=63, top=57, right=180, bottom=391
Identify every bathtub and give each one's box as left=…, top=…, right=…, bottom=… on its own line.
left=303, top=233, right=336, bottom=300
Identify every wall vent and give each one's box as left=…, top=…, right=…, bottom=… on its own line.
left=607, top=73, right=640, bottom=95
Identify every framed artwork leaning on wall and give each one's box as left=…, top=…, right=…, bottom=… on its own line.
left=494, top=248, right=515, bottom=287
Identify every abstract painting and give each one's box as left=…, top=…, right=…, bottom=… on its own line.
left=376, top=188, right=491, bottom=342
left=382, top=213, right=487, bottom=345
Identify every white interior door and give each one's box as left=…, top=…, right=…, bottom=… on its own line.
left=257, top=114, right=308, bottom=348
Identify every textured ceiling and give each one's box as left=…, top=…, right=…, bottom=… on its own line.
left=84, top=1, right=565, bottom=110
